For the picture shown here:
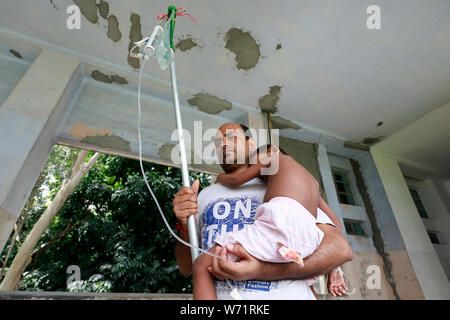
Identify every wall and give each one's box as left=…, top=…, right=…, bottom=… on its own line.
left=322, top=151, right=424, bottom=299
left=371, top=149, right=450, bottom=299
left=404, top=176, right=450, bottom=281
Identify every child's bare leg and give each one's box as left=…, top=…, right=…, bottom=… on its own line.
left=193, top=245, right=220, bottom=300
left=328, top=267, right=348, bottom=297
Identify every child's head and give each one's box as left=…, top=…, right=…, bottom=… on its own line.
left=250, top=144, right=287, bottom=164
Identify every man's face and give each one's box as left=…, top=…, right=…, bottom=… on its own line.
left=213, top=123, right=251, bottom=172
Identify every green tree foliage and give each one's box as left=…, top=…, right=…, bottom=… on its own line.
left=1, top=145, right=211, bottom=293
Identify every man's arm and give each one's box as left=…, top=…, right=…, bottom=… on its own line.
left=318, top=196, right=342, bottom=231
left=175, top=228, right=193, bottom=277
left=216, top=164, right=261, bottom=188
left=173, top=180, right=200, bottom=277
left=210, top=223, right=353, bottom=281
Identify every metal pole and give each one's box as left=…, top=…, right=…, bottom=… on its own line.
left=169, top=48, right=199, bottom=262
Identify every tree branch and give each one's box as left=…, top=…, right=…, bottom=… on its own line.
left=30, top=216, right=88, bottom=269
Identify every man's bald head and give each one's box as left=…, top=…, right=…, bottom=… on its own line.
left=214, top=123, right=256, bottom=172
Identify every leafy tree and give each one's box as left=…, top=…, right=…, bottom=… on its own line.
left=1, top=145, right=211, bottom=293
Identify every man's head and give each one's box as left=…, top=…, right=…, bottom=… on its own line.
left=214, top=123, right=256, bottom=172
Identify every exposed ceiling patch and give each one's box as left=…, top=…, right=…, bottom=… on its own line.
left=343, top=141, right=370, bottom=152
left=109, top=74, right=128, bottom=85
left=362, top=136, right=384, bottom=145
left=377, top=121, right=384, bottom=127
left=270, top=115, right=301, bottom=130
left=80, top=135, right=131, bottom=152
left=258, top=85, right=282, bottom=113
left=188, top=93, right=232, bottom=114
left=97, top=0, right=109, bottom=19
left=158, top=143, right=222, bottom=173
left=69, top=121, right=113, bottom=140
left=71, top=1, right=120, bottom=42
left=343, top=135, right=384, bottom=151
left=175, top=37, right=199, bottom=52
left=91, top=70, right=128, bottom=85
left=224, top=27, right=261, bottom=70
left=158, top=143, right=177, bottom=161
left=9, top=49, right=22, bottom=59
left=69, top=120, right=130, bottom=152
left=107, top=15, right=121, bottom=42
left=127, top=13, right=142, bottom=69
left=73, top=0, right=98, bottom=24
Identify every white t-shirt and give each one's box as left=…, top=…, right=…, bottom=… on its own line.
left=194, top=178, right=335, bottom=300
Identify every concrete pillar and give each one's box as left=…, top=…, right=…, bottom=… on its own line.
left=371, top=149, right=450, bottom=299
left=0, top=50, right=80, bottom=253
left=316, top=144, right=346, bottom=234
left=247, top=110, right=268, bottom=148
left=247, top=110, right=266, bottom=133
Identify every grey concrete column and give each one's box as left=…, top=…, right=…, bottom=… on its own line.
left=0, top=50, right=80, bottom=253
left=371, top=149, right=450, bottom=299
left=247, top=110, right=268, bottom=148
left=247, top=110, right=266, bottom=132
left=316, top=144, right=346, bottom=234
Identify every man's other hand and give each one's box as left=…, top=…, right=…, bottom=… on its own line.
left=208, top=244, right=264, bottom=281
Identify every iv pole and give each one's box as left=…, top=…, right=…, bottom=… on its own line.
left=131, top=6, right=202, bottom=264
left=169, top=47, right=200, bottom=262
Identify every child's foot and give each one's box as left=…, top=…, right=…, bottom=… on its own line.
left=328, top=269, right=348, bottom=297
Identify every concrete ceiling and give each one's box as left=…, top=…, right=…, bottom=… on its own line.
left=374, top=102, right=450, bottom=176
left=1, top=0, right=449, bottom=174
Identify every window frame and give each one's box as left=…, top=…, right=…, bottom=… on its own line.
left=331, top=167, right=357, bottom=206
left=343, top=218, right=365, bottom=236
left=408, top=186, right=429, bottom=219
left=427, top=231, right=441, bottom=244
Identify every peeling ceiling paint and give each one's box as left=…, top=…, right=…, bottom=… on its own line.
left=343, top=136, right=384, bottom=150
left=188, top=93, right=232, bottom=114
left=1, top=0, right=449, bottom=173
left=158, top=143, right=222, bottom=173
left=224, top=27, right=260, bottom=70
left=158, top=143, right=177, bottom=161
left=69, top=121, right=113, bottom=140
left=127, top=13, right=142, bottom=69
left=271, top=115, right=301, bottom=130
left=175, top=37, right=198, bottom=52
left=80, top=135, right=131, bottom=152
left=9, top=49, right=22, bottom=59
left=258, top=85, right=282, bottom=113
left=107, top=15, right=121, bottom=42
left=362, top=136, right=384, bottom=145
left=109, top=74, right=128, bottom=85
left=73, top=0, right=98, bottom=24
left=91, top=70, right=128, bottom=85
left=97, top=0, right=109, bottom=19
left=343, top=141, right=370, bottom=152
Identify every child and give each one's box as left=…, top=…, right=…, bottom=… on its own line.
left=193, top=144, right=345, bottom=299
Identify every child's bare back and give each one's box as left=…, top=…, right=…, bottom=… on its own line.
left=217, top=145, right=320, bottom=218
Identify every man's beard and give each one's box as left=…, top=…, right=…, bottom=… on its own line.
left=220, top=162, right=241, bottom=172
left=219, top=153, right=248, bottom=172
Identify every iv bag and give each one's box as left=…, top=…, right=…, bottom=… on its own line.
left=153, top=20, right=172, bottom=70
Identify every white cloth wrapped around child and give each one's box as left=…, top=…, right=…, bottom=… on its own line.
left=215, top=196, right=325, bottom=286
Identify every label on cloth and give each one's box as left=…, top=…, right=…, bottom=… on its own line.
left=277, top=241, right=304, bottom=266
